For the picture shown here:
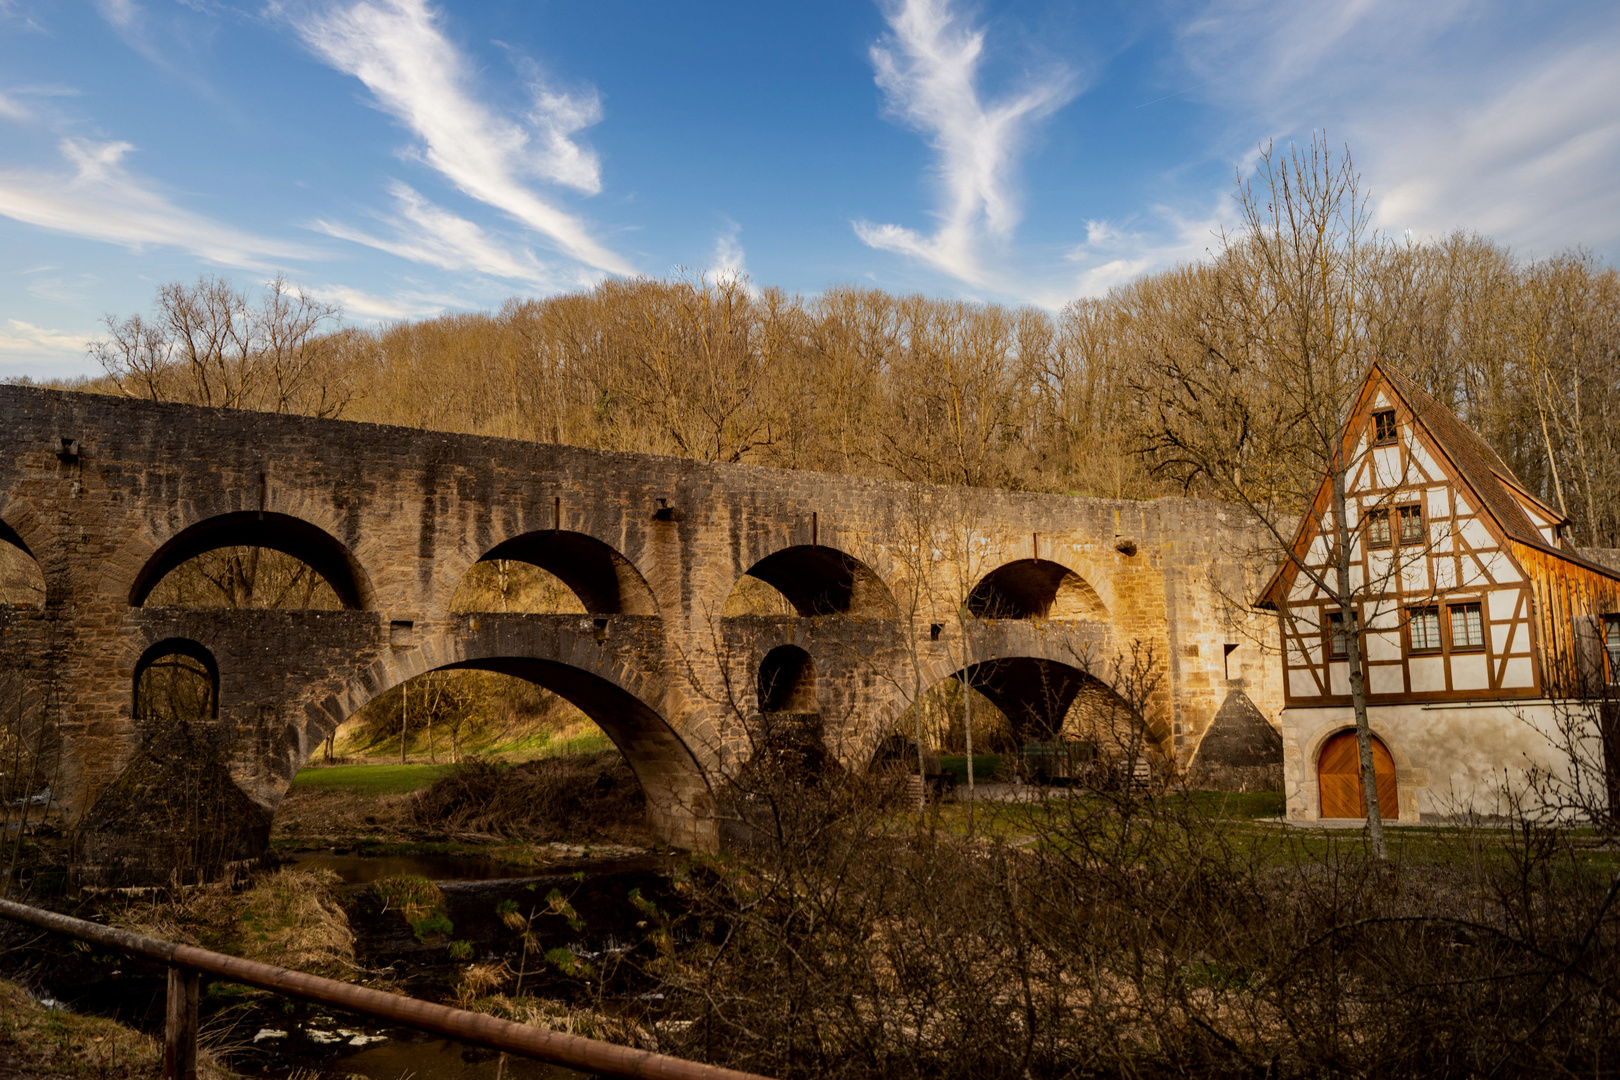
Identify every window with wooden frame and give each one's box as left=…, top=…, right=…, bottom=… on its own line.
left=1449, top=602, right=1485, bottom=651
left=1398, top=504, right=1424, bottom=545
left=1366, top=508, right=1391, bottom=548
left=1327, top=610, right=1358, bottom=658
left=1605, top=618, right=1620, bottom=685
left=1373, top=409, right=1398, bottom=445
left=1408, top=606, right=1441, bottom=652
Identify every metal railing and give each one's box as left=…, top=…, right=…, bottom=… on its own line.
left=0, top=898, right=774, bottom=1080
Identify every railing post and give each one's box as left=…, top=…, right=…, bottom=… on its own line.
left=164, top=965, right=199, bottom=1080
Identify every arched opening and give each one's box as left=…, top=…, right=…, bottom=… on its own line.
left=0, top=520, right=45, bottom=608
left=77, top=639, right=260, bottom=887
left=287, top=668, right=649, bottom=847
left=1317, top=730, right=1398, bottom=818
left=758, top=646, right=816, bottom=713
left=131, top=512, right=370, bottom=609
left=891, top=657, right=1163, bottom=786
left=134, top=638, right=219, bottom=722
left=451, top=531, right=657, bottom=615
left=724, top=545, right=895, bottom=617
left=282, top=657, right=709, bottom=852
left=966, top=559, right=1105, bottom=621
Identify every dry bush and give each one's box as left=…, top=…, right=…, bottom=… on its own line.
left=615, top=758, right=1620, bottom=1080
left=407, top=752, right=646, bottom=843
left=109, top=868, right=355, bottom=978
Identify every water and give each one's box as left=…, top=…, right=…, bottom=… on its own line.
left=243, top=1024, right=585, bottom=1079
left=289, top=850, right=551, bottom=884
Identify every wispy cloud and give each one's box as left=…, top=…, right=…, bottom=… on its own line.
left=0, top=319, right=92, bottom=356
left=0, top=138, right=314, bottom=266
left=302, top=282, right=469, bottom=322
left=314, top=180, right=594, bottom=290
left=290, top=0, right=633, bottom=275
left=0, top=90, right=28, bottom=121
left=708, top=221, right=749, bottom=285
left=854, top=0, right=1077, bottom=286
left=1176, top=0, right=1620, bottom=255
left=1055, top=209, right=1221, bottom=305
left=0, top=319, right=101, bottom=379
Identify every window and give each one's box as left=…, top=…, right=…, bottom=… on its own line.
left=1450, top=602, right=1485, bottom=650
left=1408, top=606, right=1441, bottom=652
left=1373, top=409, right=1398, bottom=444
left=1367, top=508, right=1391, bottom=547
left=1398, top=504, right=1424, bottom=545
left=1328, top=610, right=1358, bottom=657
left=1607, top=618, right=1620, bottom=685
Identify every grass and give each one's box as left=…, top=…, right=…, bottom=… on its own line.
left=289, top=762, right=453, bottom=795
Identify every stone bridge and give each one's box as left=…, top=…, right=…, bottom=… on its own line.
left=0, top=385, right=1281, bottom=885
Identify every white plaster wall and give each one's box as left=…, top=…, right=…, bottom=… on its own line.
left=1280, top=701, right=1583, bottom=822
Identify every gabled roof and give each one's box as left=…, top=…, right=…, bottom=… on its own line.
left=1377, top=364, right=1555, bottom=552
left=1258, top=360, right=1620, bottom=608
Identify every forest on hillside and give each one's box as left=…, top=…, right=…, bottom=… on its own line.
left=73, top=229, right=1620, bottom=543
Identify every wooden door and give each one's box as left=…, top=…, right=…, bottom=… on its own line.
left=1317, top=730, right=1398, bottom=818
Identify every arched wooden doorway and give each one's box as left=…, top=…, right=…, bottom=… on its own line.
left=1317, top=730, right=1398, bottom=818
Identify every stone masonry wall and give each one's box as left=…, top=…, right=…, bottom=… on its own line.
left=0, top=385, right=1281, bottom=884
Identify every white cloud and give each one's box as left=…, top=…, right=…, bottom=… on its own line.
left=0, top=319, right=92, bottom=356
left=0, top=138, right=314, bottom=266
left=302, top=282, right=466, bottom=322
left=708, top=221, right=749, bottom=286
left=854, top=0, right=1078, bottom=286
left=0, top=90, right=28, bottom=121
left=1176, top=0, right=1620, bottom=256
left=0, top=319, right=101, bottom=380
left=1057, top=207, right=1221, bottom=302
left=314, top=180, right=595, bottom=290
left=290, top=0, right=632, bottom=275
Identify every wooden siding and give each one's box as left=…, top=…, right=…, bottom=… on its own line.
left=1512, top=541, right=1620, bottom=697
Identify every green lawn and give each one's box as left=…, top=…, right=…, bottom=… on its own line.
left=289, top=762, right=453, bottom=795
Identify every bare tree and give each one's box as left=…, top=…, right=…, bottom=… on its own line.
left=1134, top=136, right=1404, bottom=858
left=93, top=274, right=352, bottom=418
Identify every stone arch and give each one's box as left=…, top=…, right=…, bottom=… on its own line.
left=452, top=530, right=659, bottom=616
left=759, top=645, right=817, bottom=713
left=726, top=545, right=896, bottom=617
left=0, top=517, right=45, bottom=608
left=133, top=638, right=220, bottom=721
left=911, top=647, right=1167, bottom=747
left=293, top=633, right=712, bottom=850
left=129, top=512, right=373, bottom=609
left=967, top=558, right=1107, bottom=620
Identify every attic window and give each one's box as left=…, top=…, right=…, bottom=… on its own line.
left=1398, top=504, right=1424, bottom=545
left=1373, top=410, right=1398, bottom=444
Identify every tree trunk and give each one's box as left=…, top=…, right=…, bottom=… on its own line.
left=1333, top=469, right=1387, bottom=861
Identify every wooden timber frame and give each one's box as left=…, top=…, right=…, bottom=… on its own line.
left=1259, top=361, right=1620, bottom=708
left=0, top=898, right=776, bottom=1080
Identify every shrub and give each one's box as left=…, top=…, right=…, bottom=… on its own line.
left=407, top=752, right=646, bottom=843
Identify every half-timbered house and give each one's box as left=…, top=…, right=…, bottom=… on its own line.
left=1259, top=362, right=1620, bottom=821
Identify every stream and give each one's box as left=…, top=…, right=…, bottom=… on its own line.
left=20, top=849, right=679, bottom=1080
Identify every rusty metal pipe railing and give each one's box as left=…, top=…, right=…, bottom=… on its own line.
left=0, top=898, right=773, bottom=1080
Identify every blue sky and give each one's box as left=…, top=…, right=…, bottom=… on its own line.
left=3, top=0, right=1619, bottom=378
